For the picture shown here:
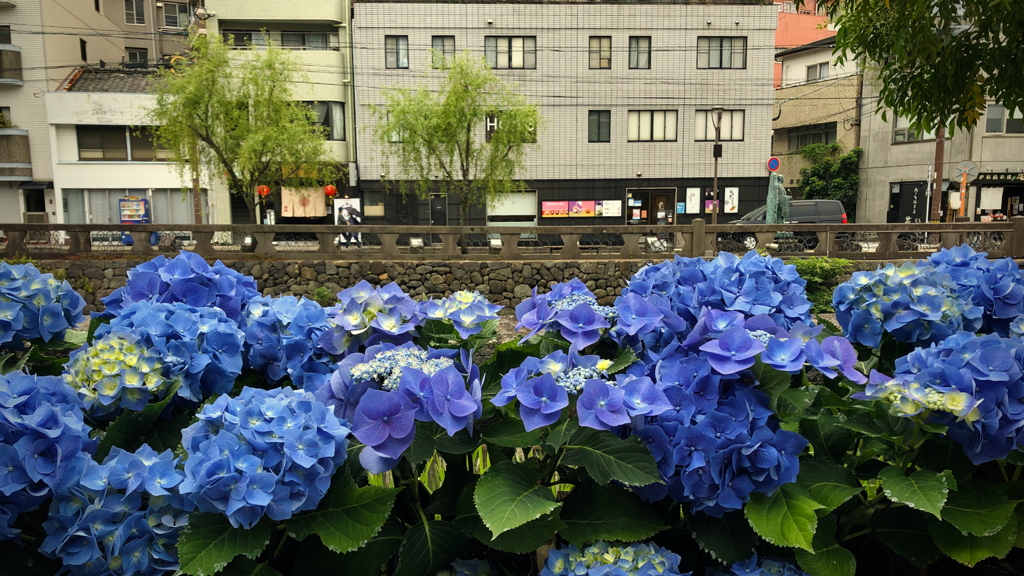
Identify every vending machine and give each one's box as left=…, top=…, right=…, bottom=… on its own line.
left=119, top=197, right=150, bottom=245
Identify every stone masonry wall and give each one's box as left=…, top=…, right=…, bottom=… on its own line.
left=37, top=259, right=650, bottom=316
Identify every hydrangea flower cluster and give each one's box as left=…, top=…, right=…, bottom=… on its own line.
left=859, top=332, right=1024, bottom=464
left=0, top=372, right=95, bottom=541
left=63, top=332, right=168, bottom=417
left=615, top=252, right=812, bottom=355
left=100, top=251, right=258, bottom=323
left=541, top=541, right=689, bottom=576
left=0, top=261, right=85, bottom=347
left=318, top=281, right=422, bottom=356
left=711, top=554, right=809, bottom=576
left=515, top=279, right=616, bottom=350
left=420, top=290, right=502, bottom=339
left=833, top=261, right=983, bottom=348
left=68, top=301, right=244, bottom=417
left=242, top=295, right=334, bottom=391
left=41, top=446, right=188, bottom=576
left=349, top=344, right=455, bottom=391
left=179, top=387, right=350, bottom=528
left=436, top=559, right=494, bottom=576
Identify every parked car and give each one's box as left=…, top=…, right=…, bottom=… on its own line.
left=725, top=199, right=847, bottom=250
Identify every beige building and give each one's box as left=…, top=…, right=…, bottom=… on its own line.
left=96, top=0, right=195, bottom=67
left=771, top=36, right=861, bottom=198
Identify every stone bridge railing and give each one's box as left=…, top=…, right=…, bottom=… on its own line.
left=3, top=218, right=1021, bottom=261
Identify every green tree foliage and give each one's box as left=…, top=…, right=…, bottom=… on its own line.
left=371, top=52, right=541, bottom=227
left=798, top=143, right=862, bottom=221
left=818, top=0, right=1024, bottom=133
left=147, top=33, right=340, bottom=223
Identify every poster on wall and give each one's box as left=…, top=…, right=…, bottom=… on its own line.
left=334, top=198, right=362, bottom=245
left=724, top=187, right=739, bottom=214
left=569, top=201, right=595, bottom=217
left=677, top=202, right=686, bottom=214
left=686, top=188, right=700, bottom=214
left=595, top=201, right=604, bottom=217
left=602, top=201, right=621, bottom=217
left=705, top=200, right=718, bottom=214
left=542, top=201, right=569, bottom=218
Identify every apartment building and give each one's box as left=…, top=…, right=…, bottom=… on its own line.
left=205, top=0, right=357, bottom=224
left=100, top=0, right=196, bottom=67
left=771, top=0, right=833, bottom=89
left=859, top=74, right=1024, bottom=224
left=771, top=36, right=861, bottom=196
left=353, top=0, right=778, bottom=228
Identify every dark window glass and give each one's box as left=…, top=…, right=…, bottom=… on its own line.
left=588, top=110, right=610, bottom=142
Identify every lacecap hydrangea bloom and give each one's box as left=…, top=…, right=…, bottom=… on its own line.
left=541, top=541, right=689, bottom=576
left=179, top=387, right=350, bottom=528
left=615, top=252, right=812, bottom=356
left=67, top=301, right=245, bottom=418
left=100, top=251, right=259, bottom=323
left=0, top=261, right=85, bottom=347
left=420, top=290, right=502, bottom=339
left=242, top=295, right=334, bottom=391
left=41, top=445, right=188, bottom=576
left=711, top=554, right=810, bottom=576
left=859, top=332, right=1024, bottom=464
left=318, top=281, right=422, bottom=356
left=0, top=372, right=95, bottom=541
left=515, top=278, right=616, bottom=349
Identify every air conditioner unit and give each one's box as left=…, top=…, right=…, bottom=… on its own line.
left=24, top=212, right=48, bottom=224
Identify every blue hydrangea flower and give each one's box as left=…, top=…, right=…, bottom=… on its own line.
left=0, top=371, right=94, bottom=542
left=40, top=445, right=188, bottom=576
left=541, top=541, right=689, bottom=576
left=419, top=290, right=502, bottom=340
left=515, top=373, right=569, bottom=431
left=243, top=295, right=334, bottom=391
left=699, top=327, right=766, bottom=374
left=516, top=279, right=616, bottom=346
left=179, top=387, right=350, bottom=528
left=577, top=380, right=630, bottom=430
left=100, top=251, right=258, bottom=323
left=0, top=261, right=85, bottom=347
left=318, top=281, right=422, bottom=356
left=352, top=389, right=417, bottom=460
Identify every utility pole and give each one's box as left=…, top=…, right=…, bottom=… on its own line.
left=711, top=106, right=724, bottom=225
left=931, top=125, right=945, bottom=222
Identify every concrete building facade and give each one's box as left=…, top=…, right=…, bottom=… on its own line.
left=353, top=1, right=778, bottom=228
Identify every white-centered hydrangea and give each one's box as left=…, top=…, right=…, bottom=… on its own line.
left=349, top=346, right=455, bottom=391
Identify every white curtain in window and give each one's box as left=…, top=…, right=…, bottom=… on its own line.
left=980, top=187, right=1004, bottom=210
left=664, top=111, right=677, bottom=140
left=652, top=111, right=665, bottom=141
left=695, top=111, right=708, bottom=141
left=329, top=102, right=344, bottom=140
left=719, top=112, right=732, bottom=141
left=627, top=111, right=640, bottom=141
left=511, top=37, right=524, bottom=68
left=731, top=110, right=744, bottom=140
left=697, top=37, right=709, bottom=68
left=639, top=112, right=652, bottom=141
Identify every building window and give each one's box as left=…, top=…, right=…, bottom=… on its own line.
left=127, top=49, right=148, bottom=65
left=124, top=0, right=145, bottom=25
left=695, top=110, right=745, bottom=141
left=589, top=37, right=611, bottom=69
left=385, top=36, right=409, bottom=69
left=431, top=36, right=455, bottom=68
left=0, top=26, right=10, bottom=45
left=283, top=32, right=330, bottom=51
left=629, top=37, right=651, bottom=69
left=0, top=107, right=11, bottom=128
left=985, top=104, right=1024, bottom=135
left=806, top=62, right=829, bottom=82
left=129, top=128, right=171, bottom=161
left=223, top=30, right=268, bottom=49
left=80, top=39, right=88, bottom=62
left=588, top=110, right=610, bottom=142
left=697, top=37, right=747, bottom=69
left=95, top=0, right=101, bottom=13
left=627, top=111, right=677, bottom=142
left=306, top=101, right=345, bottom=141
left=787, top=123, right=837, bottom=151
left=163, top=2, right=190, bottom=28
left=386, top=112, right=402, bottom=143
left=485, top=36, right=537, bottom=69
left=893, top=116, right=936, bottom=143
left=77, top=126, right=170, bottom=161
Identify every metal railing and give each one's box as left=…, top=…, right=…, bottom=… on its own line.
left=2, top=218, right=1020, bottom=261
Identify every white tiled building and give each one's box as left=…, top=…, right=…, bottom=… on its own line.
left=353, top=1, right=778, bottom=227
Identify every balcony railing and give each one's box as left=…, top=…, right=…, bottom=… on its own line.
left=1, top=220, right=1020, bottom=261
left=0, top=44, right=23, bottom=84
left=0, top=128, right=31, bottom=181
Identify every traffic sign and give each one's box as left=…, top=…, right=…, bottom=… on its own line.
left=767, top=157, right=780, bottom=172
left=953, top=160, right=979, bottom=183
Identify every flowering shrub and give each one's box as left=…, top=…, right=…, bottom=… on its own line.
left=421, top=290, right=502, bottom=340
left=40, top=445, right=187, bottom=576
left=515, top=278, right=616, bottom=349
left=0, top=372, right=94, bottom=541
left=318, top=280, right=422, bottom=355
left=541, top=541, right=688, bottom=576
left=0, top=261, right=85, bottom=347
left=179, top=387, right=350, bottom=528
left=242, top=295, right=334, bottom=390
left=100, top=251, right=259, bottom=322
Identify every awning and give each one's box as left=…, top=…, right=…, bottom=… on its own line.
left=18, top=181, right=53, bottom=190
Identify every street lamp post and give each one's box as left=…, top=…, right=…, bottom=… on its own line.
left=710, top=106, right=724, bottom=225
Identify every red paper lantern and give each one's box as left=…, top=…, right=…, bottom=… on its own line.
left=324, top=185, right=338, bottom=198
left=257, top=185, right=270, bottom=197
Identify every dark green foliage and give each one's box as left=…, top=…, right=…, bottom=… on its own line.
left=791, top=257, right=854, bottom=314
left=798, top=144, right=862, bottom=222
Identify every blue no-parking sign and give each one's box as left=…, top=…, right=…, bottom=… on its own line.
left=767, top=157, right=780, bottom=172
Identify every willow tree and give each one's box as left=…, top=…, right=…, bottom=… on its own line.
left=147, top=32, right=339, bottom=224
left=371, top=51, right=541, bottom=228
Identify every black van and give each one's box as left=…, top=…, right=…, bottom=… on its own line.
left=726, top=200, right=847, bottom=250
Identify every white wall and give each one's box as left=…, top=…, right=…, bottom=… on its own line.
left=778, top=46, right=857, bottom=88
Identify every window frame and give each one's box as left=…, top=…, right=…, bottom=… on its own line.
left=694, top=109, right=745, bottom=142
left=589, top=36, right=611, bottom=70
left=431, top=35, right=455, bottom=69
left=282, top=31, right=330, bottom=51
left=304, top=101, right=346, bottom=141
left=696, top=37, right=747, bottom=70
left=626, top=110, right=678, bottom=142
left=985, top=104, right=1024, bottom=135
left=222, top=30, right=267, bottom=49
left=628, top=36, right=651, bottom=70
left=806, top=62, right=829, bottom=82
left=0, top=26, right=11, bottom=45
left=126, top=48, right=148, bottom=65
left=484, top=36, right=537, bottom=70
left=124, top=0, right=145, bottom=25
left=163, top=2, right=190, bottom=28
left=80, top=39, right=88, bottom=62
left=892, top=116, right=937, bottom=144
left=787, top=123, right=838, bottom=151
left=385, top=35, right=410, bottom=69
left=588, top=110, right=611, bottom=143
